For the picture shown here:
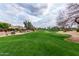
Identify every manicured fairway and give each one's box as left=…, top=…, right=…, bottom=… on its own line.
left=0, top=31, right=79, bottom=56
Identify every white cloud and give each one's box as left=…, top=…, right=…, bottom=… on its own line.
left=0, top=3, right=42, bottom=26
left=0, top=3, right=67, bottom=27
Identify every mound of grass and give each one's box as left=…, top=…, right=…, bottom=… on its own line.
left=0, top=31, right=79, bottom=56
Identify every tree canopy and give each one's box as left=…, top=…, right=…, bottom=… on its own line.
left=0, top=22, right=11, bottom=29
left=57, top=3, right=79, bottom=29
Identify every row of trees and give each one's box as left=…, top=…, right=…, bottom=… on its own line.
left=37, top=27, right=60, bottom=31
left=0, top=20, right=35, bottom=32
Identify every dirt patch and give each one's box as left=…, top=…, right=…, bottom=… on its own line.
left=0, top=31, right=32, bottom=37
left=57, top=31, right=79, bottom=43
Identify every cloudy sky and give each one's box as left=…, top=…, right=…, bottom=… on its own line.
left=0, top=3, right=67, bottom=27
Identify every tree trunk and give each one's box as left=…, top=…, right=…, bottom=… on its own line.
left=76, top=24, right=79, bottom=32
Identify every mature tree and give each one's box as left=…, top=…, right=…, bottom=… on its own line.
left=64, top=3, right=79, bottom=32
left=57, top=3, right=79, bottom=31
left=23, top=20, right=35, bottom=31
left=23, top=20, right=28, bottom=29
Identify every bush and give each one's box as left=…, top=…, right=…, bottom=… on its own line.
left=76, top=29, right=79, bottom=32
left=0, top=22, right=11, bottom=29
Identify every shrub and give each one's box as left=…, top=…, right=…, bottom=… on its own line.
left=76, top=29, right=79, bottom=32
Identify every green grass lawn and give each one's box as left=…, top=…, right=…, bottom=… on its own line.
left=0, top=31, right=79, bottom=56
